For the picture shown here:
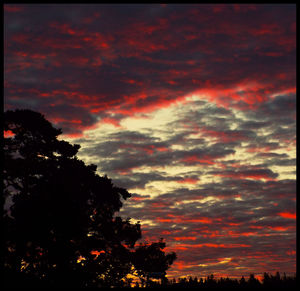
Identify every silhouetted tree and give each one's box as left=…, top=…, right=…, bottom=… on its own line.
left=263, top=272, right=271, bottom=287
left=131, top=238, right=176, bottom=287
left=3, top=109, right=176, bottom=288
left=247, top=273, right=261, bottom=288
left=239, top=275, right=247, bottom=288
left=205, top=274, right=217, bottom=288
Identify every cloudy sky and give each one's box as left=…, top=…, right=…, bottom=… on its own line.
left=4, top=4, right=296, bottom=279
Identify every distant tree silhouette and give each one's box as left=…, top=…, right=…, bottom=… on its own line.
left=248, top=273, right=261, bottom=288
left=239, top=275, right=247, bottom=288
left=3, top=109, right=176, bottom=288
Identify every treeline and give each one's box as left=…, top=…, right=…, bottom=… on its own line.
left=132, top=272, right=297, bottom=289
left=2, top=269, right=297, bottom=288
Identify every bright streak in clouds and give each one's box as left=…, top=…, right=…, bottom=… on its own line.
left=4, top=3, right=296, bottom=279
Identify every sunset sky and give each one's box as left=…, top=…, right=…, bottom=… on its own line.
left=4, top=4, right=296, bottom=279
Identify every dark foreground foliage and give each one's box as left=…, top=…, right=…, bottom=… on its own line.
left=3, top=109, right=176, bottom=288
left=2, top=270, right=297, bottom=288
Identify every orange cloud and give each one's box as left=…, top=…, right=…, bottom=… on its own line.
left=176, top=178, right=198, bottom=184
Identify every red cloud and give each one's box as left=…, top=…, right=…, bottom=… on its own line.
left=193, top=83, right=272, bottom=110
left=4, top=5, right=23, bottom=12
left=118, top=143, right=168, bottom=155
left=174, top=243, right=251, bottom=249
left=174, top=236, right=197, bottom=241
left=176, top=178, right=198, bottom=184
left=51, top=117, right=82, bottom=124
left=268, top=226, right=294, bottom=232
left=200, top=128, right=248, bottom=143
left=181, top=155, right=216, bottom=165
left=173, top=260, right=188, bottom=269
left=215, top=170, right=277, bottom=181
left=250, top=23, right=282, bottom=36
left=90, top=250, right=105, bottom=256
left=100, top=117, right=121, bottom=128
left=278, top=212, right=296, bottom=219
left=130, top=196, right=149, bottom=202
left=4, top=130, right=15, bottom=138
left=156, top=214, right=214, bottom=225
left=246, top=146, right=275, bottom=153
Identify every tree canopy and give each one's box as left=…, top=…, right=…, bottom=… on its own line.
left=3, top=109, right=176, bottom=288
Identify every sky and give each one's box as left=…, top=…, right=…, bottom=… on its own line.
left=4, top=4, right=296, bottom=279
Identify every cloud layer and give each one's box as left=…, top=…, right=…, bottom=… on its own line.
left=4, top=4, right=296, bottom=279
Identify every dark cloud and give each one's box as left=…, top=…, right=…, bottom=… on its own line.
left=5, top=4, right=296, bottom=132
